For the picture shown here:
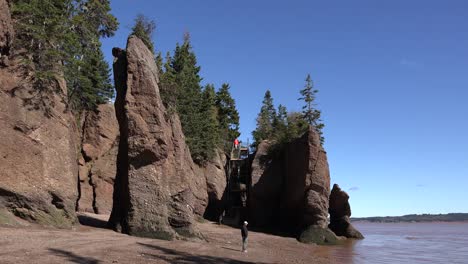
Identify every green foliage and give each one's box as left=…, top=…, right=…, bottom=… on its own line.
left=199, top=84, right=220, bottom=161
left=299, top=74, right=324, bottom=144
left=11, top=0, right=118, bottom=114
left=131, top=14, right=156, bottom=53
left=215, top=83, right=240, bottom=150
left=252, top=90, right=277, bottom=145
left=157, top=35, right=242, bottom=164
left=158, top=35, right=214, bottom=165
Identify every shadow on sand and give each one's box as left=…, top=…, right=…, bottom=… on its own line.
left=137, top=242, right=267, bottom=264
left=48, top=248, right=101, bottom=264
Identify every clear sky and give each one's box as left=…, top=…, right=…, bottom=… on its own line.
left=101, top=0, right=468, bottom=217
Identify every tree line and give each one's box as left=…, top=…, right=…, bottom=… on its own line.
left=131, top=15, right=241, bottom=165
left=10, top=2, right=241, bottom=166
left=10, top=2, right=323, bottom=164
left=252, top=73, right=325, bottom=151
left=11, top=0, right=117, bottom=114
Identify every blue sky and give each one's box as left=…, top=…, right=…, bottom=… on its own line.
left=101, top=0, right=468, bottom=217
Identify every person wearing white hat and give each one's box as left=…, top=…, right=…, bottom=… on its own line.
left=241, top=221, right=248, bottom=252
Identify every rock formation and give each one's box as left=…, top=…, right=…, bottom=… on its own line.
left=249, top=140, right=283, bottom=227
left=329, top=184, right=364, bottom=239
left=108, top=36, right=207, bottom=240
left=76, top=104, right=119, bottom=214
left=0, top=0, right=13, bottom=65
left=249, top=127, right=339, bottom=244
left=0, top=1, right=78, bottom=227
left=201, top=149, right=228, bottom=220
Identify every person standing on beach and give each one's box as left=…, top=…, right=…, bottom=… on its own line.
left=241, top=221, right=248, bottom=252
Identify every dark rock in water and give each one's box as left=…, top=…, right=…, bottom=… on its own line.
left=107, top=36, right=207, bottom=240
left=0, top=1, right=78, bottom=227
left=298, top=225, right=339, bottom=245
left=249, top=127, right=333, bottom=245
left=76, top=104, right=119, bottom=214
left=329, top=184, right=364, bottom=239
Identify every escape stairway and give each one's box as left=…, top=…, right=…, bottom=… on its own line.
left=222, top=141, right=251, bottom=225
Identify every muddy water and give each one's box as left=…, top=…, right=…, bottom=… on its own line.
left=317, top=222, right=468, bottom=264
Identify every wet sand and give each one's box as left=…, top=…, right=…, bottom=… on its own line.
left=0, top=213, right=337, bottom=264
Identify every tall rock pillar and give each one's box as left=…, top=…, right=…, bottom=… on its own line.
left=108, top=36, right=207, bottom=239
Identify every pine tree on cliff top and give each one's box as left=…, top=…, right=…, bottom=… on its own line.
left=298, top=74, right=324, bottom=144
left=66, top=0, right=118, bottom=112
left=130, top=14, right=156, bottom=53
left=215, top=83, right=240, bottom=148
left=12, top=0, right=118, bottom=113
left=252, top=90, right=277, bottom=145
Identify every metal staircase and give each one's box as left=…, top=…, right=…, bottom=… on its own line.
left=223, top=141, right=251, bottom=225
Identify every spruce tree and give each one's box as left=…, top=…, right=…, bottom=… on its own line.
left=199, top=84, right=219, bottom=162
left=298, top=74, right=324, bottom=143
left=11, top=0, right=73, bottom=114
left=274, top=104, right=288, bottom=140
left=66, top=0, right=118, bottom=112
left=169, top=34, right=210, bottom=164
left=159, top=51, right=177, bottom=110
left=131, top=14, right=156, bottom=53
left=215, top=83, right=240, bottom=148
left=252, top=90, right=276, bottom=145
left=12, top=0, right=118, bottom=114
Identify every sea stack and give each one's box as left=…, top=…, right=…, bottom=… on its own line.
left=107, top=36, right=207, bottom=240
left=329, top=184, right=364, bottom=239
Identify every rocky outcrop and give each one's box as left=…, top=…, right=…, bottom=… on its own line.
left=249, top=140, right=283, bottom=227
left=0, top=0, right=13, bottom=65
left=108, top=36, right=207, bottom=240
left=76, top=104, right=119, bottom=214
left=0, top=2, right=78, bottom=227
left=202, top=149, right=228, bottom=220
left=329, top=184, right=364, bottom=239
left=249, top=127, right=337, bottom=244
left=282, top=126, right=330, bottom=230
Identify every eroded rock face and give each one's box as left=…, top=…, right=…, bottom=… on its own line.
left=0, top=2, right=78, bottom=227
left=329, top=184, right=364, bottom=239
left=281, top=126, right=330, bottom=230
left=202, top=149, right=227, bottom=220
left=249, top=127, right=335, bottom=243
left=108, top=36, right=207, bottom=240
left=76, top=104, right=118, bottom=214
left=0, top=0, right=13, bottom=64
left=249, top=140, right=283, bottom=227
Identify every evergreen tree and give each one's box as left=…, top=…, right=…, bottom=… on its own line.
left=169, top=34, right=213, bottom=164
left=159, top=51, right=177, bottom=110
left=66, top=0, right=118, bottom=112
left=11, top=0, right=118, bottom=114
left=130, top=14, right=156, bottom=53
left=286, top=111, right=309, bottom=140
left=11, top=0, right=73, bottom=115
left=215, top=83, right=240, bottom=148
left=252, top=90, right=276, bottom=145
left=298, top=74, right=324, bottom=143
left=274, top=104, right=288, bottom=140
left=155, top=51, right=163, bottom=76
left=198, top=84, right=219, bottom=161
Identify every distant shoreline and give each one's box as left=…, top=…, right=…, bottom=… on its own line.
left=351, top=213, right=468, bottom=223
